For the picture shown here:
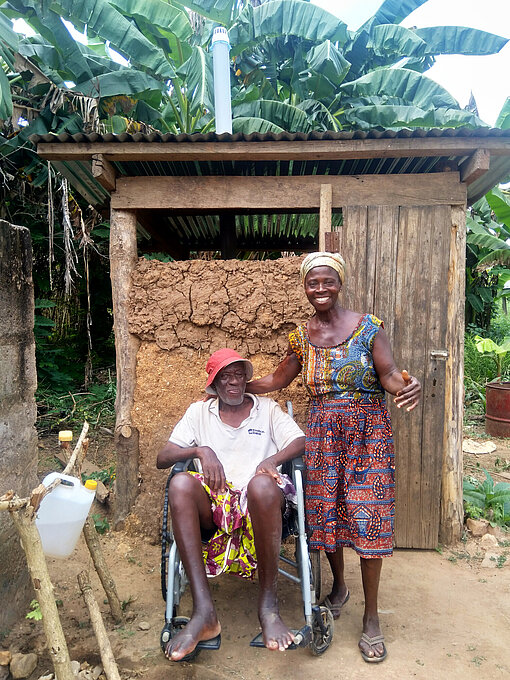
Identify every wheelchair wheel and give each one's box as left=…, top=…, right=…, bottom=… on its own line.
left=309, top=549, right=322, bottom=604
left=160, top=616, right=201, bottom=662
left=310, top=606, right=334, bottom=656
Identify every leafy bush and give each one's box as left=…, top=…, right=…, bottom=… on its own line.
left=463, top=469, right=510, bottom=527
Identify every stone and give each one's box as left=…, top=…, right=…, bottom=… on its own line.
left=466, top=518, right=489, bottom=537
left=71, top=660, right=80, bottom=676
left=0, top=665, right=9, bottom=680
left=487, top=525, right=508, bottom=541
left=138, top=621, right=150, bottom=631
left=10, top=652, right=37, bottom=679
left=92, top=666, right=103, bottom=680
left=78, top=670, right=94, bottom=680
left=37, top=674, right=54, bottom=680
left=480, top=533, right=499, bottom=550
left=0, top=652, right=11, bottom=666
left=481, top=552, right=499, bottom=568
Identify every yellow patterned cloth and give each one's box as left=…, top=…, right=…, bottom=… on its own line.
left=189, top=471, right=257, bottom=578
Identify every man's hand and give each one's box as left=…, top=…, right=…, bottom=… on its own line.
left=196, top=446, right=226, bottom=492
left=256, top=457, right=281, bottom=483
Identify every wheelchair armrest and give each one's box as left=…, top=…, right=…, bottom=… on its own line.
left=170, top=458, right=196, bottom=476
left=291, top=455, right=305, bottom=471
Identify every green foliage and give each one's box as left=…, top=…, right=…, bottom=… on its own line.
left=26, top=600, right=42, bottom=621
left=91, top=513, right=110, bottom=534
left=463, top=469, right=510, bottom=527
left=474, top=335, right=510, bottom=378
left=37, top=375, right=116, bottom=434
left=82, top=464, right=116, bottom=487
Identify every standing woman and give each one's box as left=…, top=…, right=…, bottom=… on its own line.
left=247, top=252, right=421, bottom=663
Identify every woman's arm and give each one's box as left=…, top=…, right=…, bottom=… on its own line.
left=246, top=346, right=301, bottom=394
left=372, top=328, right=421, bottom=411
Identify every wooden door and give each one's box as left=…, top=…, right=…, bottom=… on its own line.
left=337, top=204, right=455, bottom=548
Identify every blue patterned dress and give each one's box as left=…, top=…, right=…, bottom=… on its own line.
left=289, top=314, right=395, bottom=558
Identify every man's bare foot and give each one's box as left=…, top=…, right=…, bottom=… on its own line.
left=358, top=614, right=386, bottom=661
left=259, top=610, right=295, bottom=651
left=165, top=612, right=221, bottom=662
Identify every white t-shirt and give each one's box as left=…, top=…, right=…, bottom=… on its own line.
left=169, top=395, right=304, bottom=489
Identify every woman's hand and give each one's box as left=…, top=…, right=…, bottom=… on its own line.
left=196, top=446, right=226, bottom=492
left=256, top=457, right=281, bottom=483
left=394, top=375, right=421, bottom=412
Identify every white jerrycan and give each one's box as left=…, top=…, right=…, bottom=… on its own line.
left=35, top=472, right=97, bottom=558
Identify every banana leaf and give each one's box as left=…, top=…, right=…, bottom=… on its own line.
left=47, top=0, right=175, bottom=79
left=176, top=45, right=214, bottom=115
left=340, top=67, right=459, bottom=109
left=415, top=26, right=508, bottom=56
left=0, top=10, right=19, bottom=51
left=496, top=97, right=510, bottom=130
left=0, top=67, right=12, bottom=119
left=296, top=99, right=340, bottom=131
left=172, top=0, right=238, bottom=25
left=27, top=7, right=94, bottom=83
left=367, top=0, right=428, bottom=27
left=306, top=40, right=350, bottom=86
left=486, top=188, right=510, bottom=229
left=233, top=99, right=312, bottom=132
left=343, top=104, right=484, bottom=130
left=230, top=0, right=348, bottom=57
left=367, top=24, right=426, bottom=58
left=110, top=0, right=192, bottom=42
left=72, top=68, right=164, bottom=98
left=232, top=115, right=284, bottom=133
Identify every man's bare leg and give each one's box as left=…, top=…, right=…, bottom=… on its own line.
left=165, top=473, right=221, bottom=661
left=247, top=474, right=294, bottom=651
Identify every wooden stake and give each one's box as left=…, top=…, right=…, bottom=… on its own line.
left=77, top=571, right=122, bottom=680
left=82, top=518, right=123, bottom=624
left=319, top=184, right=332, bottom=251
left=10, top=509, right=74, bottom=680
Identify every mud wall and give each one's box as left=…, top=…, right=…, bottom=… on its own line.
left=127, top=256, right=311, bottom=539
left=0, top=221, right=38, bottom=633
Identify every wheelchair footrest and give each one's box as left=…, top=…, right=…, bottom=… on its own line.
left=196, top=633, right=221, bottom=651
left=250, top=626, right=312, bottom=649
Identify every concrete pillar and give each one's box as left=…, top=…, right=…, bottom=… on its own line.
left=0, top=220, right=38, bottom=634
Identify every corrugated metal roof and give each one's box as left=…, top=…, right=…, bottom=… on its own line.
left=33, top=127, right=510, bottom=254
left=29, top=127, right=510, bottom=144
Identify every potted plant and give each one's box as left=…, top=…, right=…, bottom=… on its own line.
left=475, top=336, right=510, bottom=437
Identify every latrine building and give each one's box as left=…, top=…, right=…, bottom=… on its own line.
left=34, top=127, right=510, bottom=547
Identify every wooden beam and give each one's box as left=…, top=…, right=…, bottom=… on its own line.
left=111, top=173, right=466, bottom=210
left=92, top=153, right=117, bottom=192
left=319, top=184, right=332, bottom=251
left=109, top=208, right=140, bottom=525
left=36, top=137, right=510, bottom=162
left=459, top=148, right=490, bottom=185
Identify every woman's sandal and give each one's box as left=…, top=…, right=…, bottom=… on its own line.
left=321, top=590, right=350, bottom=619
left=359, top=632, right=387, bottom=663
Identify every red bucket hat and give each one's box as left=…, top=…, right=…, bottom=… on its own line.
left=205, top=348, right=253, bottom=395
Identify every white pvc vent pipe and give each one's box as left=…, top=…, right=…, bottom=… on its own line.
left=212, top=27, right=232, bottom=134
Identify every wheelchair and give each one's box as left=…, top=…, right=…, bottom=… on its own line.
left=160, top=403, right=334, bottom=660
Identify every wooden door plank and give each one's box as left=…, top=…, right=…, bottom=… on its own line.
left=418, top=205, right=450, bottom=548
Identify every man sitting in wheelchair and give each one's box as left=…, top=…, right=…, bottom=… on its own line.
left=157, top=348, right=305, bottom=661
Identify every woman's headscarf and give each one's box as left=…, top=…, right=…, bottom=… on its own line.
left=300, top=252, right=346, bottom=285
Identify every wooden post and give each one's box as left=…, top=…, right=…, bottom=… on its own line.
left=10, top=510, right=74, bottom=680
left=77, top=571, right=122, bottom=680
left=439, top=206, right=466, bottom=545
left=219, top=213, right=237, bottom=259
left=82, top=518, right=123, bottom=624
left=319, top=184, right=332, bottom=251
left=109, top=208, right=140, bottom=524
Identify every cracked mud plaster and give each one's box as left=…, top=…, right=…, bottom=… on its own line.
left=127, top=256, right=313, bottom=541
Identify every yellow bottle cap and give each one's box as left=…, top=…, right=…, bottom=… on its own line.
left=84, top=479, right=98, bottom=490
left=59, top=430, right=73, bottom=442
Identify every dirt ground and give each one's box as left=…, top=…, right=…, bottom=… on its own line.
left=3, top=427, right=510, bottom=680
